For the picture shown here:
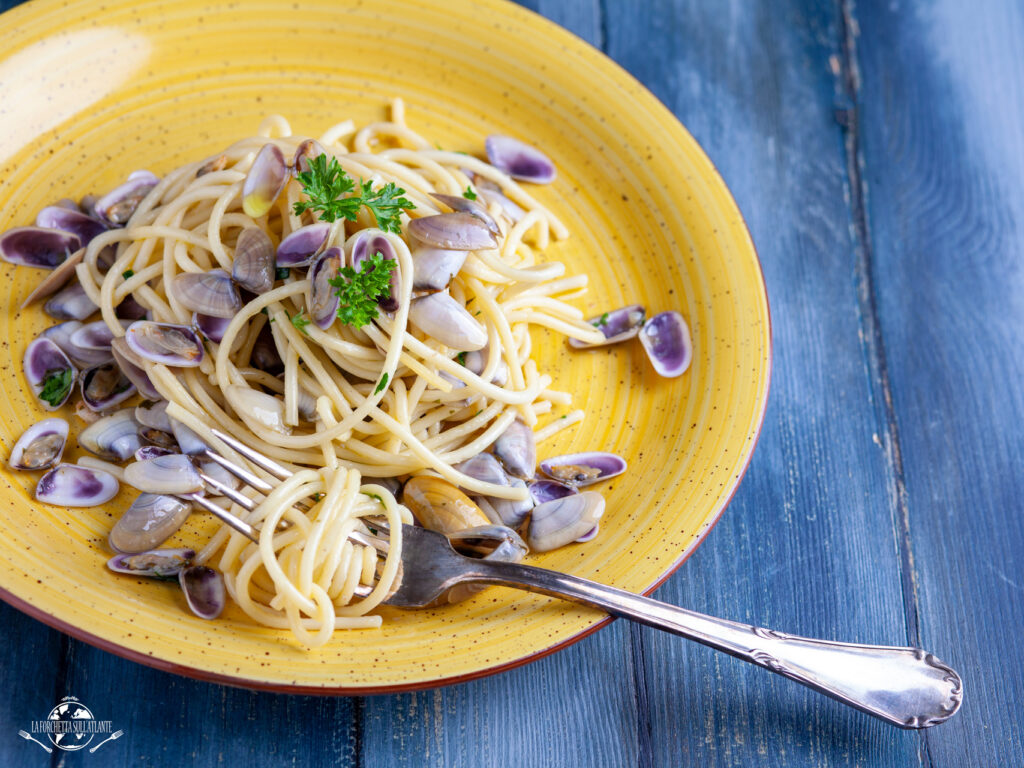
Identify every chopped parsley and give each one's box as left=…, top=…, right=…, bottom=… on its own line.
left=456, top=351, right=467, bottom=366
left=374, top=373, right=389, bottom=395
left=38, top=368, right=73, bottom=407
left=462, top=186, right=477, bottom=200
left=367, top=493, right=384, bottom=505
left=275, top=267, right=290, bottom=280
left=290, top=309, right=311, bottom=335
left=293, top=154, right=414, bottom=234
left=122, top=269, right=134, bottom=280
left=327, top=251, right=396, bottom=327
left=593, top=312, right=610, bottom=328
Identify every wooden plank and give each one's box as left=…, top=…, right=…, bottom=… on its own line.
left=0, top=602, right=64, bottom=766
left=600, top=0, right=928, bottom=764
left=852, top=0, right=1024, bottom=763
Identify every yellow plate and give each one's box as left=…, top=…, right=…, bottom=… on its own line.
left=0, top=0, right=770, bottom=692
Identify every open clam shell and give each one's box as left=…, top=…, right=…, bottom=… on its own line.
left=292, top=138, right=326, bottom=175
left=485, top=135, right=556, bottom=183
left=539, top=452, right=627, bottom=487
left=526, top=491, right=605, bottom=552
left=0, top=226, right=81, bottom=269
left=110, top=336, right=162, bottom=400
left=307, top=247, right=342, bottom=329
left=94, top=171, right=159, bottom=226
left=639, top=311, right=692, bottom=377
left=23, top=337, right=77, bottom=410
left=134, top=400, right=171, bottom=432
left=44, top=281, right=98, bottom=321
left=125, top=321, right=205, bottom=367
left=8, top=418, right=69, bottom=471
left=277, top=223, right=330, bottom=268
left=429, top=193, right=501, bottom=236
left=408, top=292, right=487, bottom=351
left=179, top=565, right=226, bottom=620
left=492, top=419, right=537, bottom=479
left=192, top=312, right=232, bottom=345
left=231, top=227, right=275, bottom=294
left=411, top=243, right=468, bottom=292
left=35, top=206, right=107, bottom=245
left=109, top=493, right=192, bottom=554
left=528, top=479, right=578, bottom=505
left=569, top=305, right=646, bottom=349
left=80, top=363, right=137, bottom=412
left=408, top=213, right=497, bottom=251
left=35, top=463, right=119, bottom=507
left=107, top=547, right=194, bottom=580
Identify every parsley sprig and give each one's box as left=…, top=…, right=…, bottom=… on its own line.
left=38, top=368, right=73, bottom=407
left=290, top=309, right=311, bottom=335
left=327, top=251, right=396, bottom=327
left=293, top=155, right=414, bottom=234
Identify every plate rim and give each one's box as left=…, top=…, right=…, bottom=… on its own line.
left=0, top=0, right=772, bottom=693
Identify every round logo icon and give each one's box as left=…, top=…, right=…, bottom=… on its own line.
left=46, top=701, right=95, bottom=751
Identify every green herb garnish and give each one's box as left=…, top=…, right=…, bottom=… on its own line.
left=38, top=368, right=73, bottom=407
left=463, top=186, right=477, bottom=200
left=367, top=493, right=384, bottom=505
left=456, top=351, right=467, bottom=366
left=593, top=312, right=610, bottom=328
left=327, top=251, right=396, bottom=327
left=293, top=155, right=414, bottom=234
left=275, top=267, right=290, bottom=280
left=290, top=309, right=311, bottom=335
left=374, top=373, right=389, bottom=395
left=122, top=269, right=134, bottom=280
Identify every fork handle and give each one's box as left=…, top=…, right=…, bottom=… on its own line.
left=466, top=560, right=962, bottom=728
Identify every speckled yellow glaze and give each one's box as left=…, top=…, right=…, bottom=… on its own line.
left=0, top=0, right=770, bottom=691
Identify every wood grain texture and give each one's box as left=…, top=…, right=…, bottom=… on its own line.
left=0, top=0, right=1019, bottom=765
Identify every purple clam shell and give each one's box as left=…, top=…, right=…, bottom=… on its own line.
left=107, top=547, right=194, bottom=579
left=125, top=321, right=205, bottom=368
left=408, top=213, right=497, bottom=251
left=492, top=419, right=536, bottom=479
left=569, top=305, right=646, bottom=349
left=180, top=565, right=226, bottom=619
left=307, top=247, right=342, bottom=329
left=350, top=232, right=400, bottom=312
left=116, top=293, right=149, bottom=321
left=24, top=337, right=77, bottom=410
left=0, top=227, right=81, bottom=269
left=81, top=363, right=136, bottom=411
left=94, top=171, right=159, bottom=226
left=110, top=337, right=162, bottom=400
left=173, top=269, right=241, bottom=319
left=528, top=479, right=578, bottom=505
left=639, top=311, right=692, bottom=378
left=44, top=281, right=98, bottom=321
left=292, top=139, right=326, bottom=175
left=454, top=453, right=509, bottom=487
left=8, top=417, right=69, bottom=471
left=429, top=193, right=500, bottom=236
left=277, top=223, right=330, bottom=268
left=250, top=324, right=283, bottom=374
left=410, top=244, right=467, bottom=292
left=575, top=524, right=600, bottom=543
left=193, top=312, right=231, bottom=344
left=135, top=445, right=174, bottom=461
left=485, top=135, right=556, bottom=184
left=69, top=320, right=130, bottom=351
left=231, top=227, right=275, bottom=294
left=41, top=322, right=110, bottom=368
left=242, top=144, right=287, bottom=218
left=539, top=451, right=627, bottom=487
left=169, top=418, right=207, bottom=455
left=109, top=492, right=192, bottom=554
left=35, top=463, right=119, bottom=507
left=35, top=206, right=107, bottom=245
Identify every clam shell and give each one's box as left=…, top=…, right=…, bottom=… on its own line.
left=35, top=463, right=119, bottom=507
left=18, top=248, right=86, bottom=308
left=107, top=547, right=194, bottom=579
left=134, top=400, right=172, bottom=432
left=232, top=227, right=275, bottom=294
left=307, top=247, right=342, bottom=329
left=402, top=476, right=490, bottom=534
left=110, top=336, right=162, bottom=400
left=180, top=565, right=226, bottom=620
left=453, top=453, right=509, bottom=487
left=569, top=305, right=646, bottom=349
left=429, top=193, right=501, bottom=236
left=292, top=139, right=326, bottom=175
left=35, top=206, right=107, bottom=245
left=69, top=320, right=131, bottom=352
left=639, top=311, right=692, bottom=377
left=528, top=479, right=578, bottom=505
left=23, top=337, right=77, bottom=410
left=277, top=223, right=330, bottom=268
left=169, top=418, right=207, bottom=455
left=125, top=321, right=205, bottom=367
left=485, top=135, right=556, bottom=183
left=407, top=213, right=498, bottom=251
left=539, top=451, right=627, bottom=487
left=193, top=312, right=232, bottom=344
left=44, top=281, right=98, bottom=321
left=124, top=454, right=203, bottom=494
left=0, top=226, right=81, bottom=269
left=408, top=292, right=487, bottom=351
left=224, top=386, right=290, bottom=434
left=94, top=171, right=159, bottom=225
left=242, top=143, right=287, bottom=218
left=79, top=408, right=142, bottom=460
left=80, top=363, right=136, bottom=412
left=492, top=419, right=536, bottom=479
left=479, top=477, right=533, bottom=530
left=526, top=491, right=605, bottom=552
left=8, top=418, right=69, bottom=471
left=134, top=445, right=174, bottom=461
left=109, top=493, right=192, bottom=554
left=173, top=269, right=242, bottom=319
left=410, top=244, right=467, bottom=292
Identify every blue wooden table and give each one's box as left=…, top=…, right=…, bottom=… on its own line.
left=2, top=0, right=1022, bottom=765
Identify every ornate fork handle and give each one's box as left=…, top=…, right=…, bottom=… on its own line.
left=466, top=560, right=962, bottom=728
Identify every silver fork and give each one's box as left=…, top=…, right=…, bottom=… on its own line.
left=197, top=432, right=962, bottom=729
